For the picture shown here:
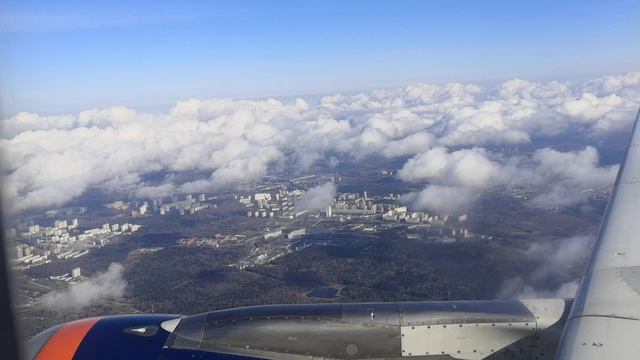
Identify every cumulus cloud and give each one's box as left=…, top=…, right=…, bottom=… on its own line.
left=525, top=147, right=619, bottom=208
left=381, top=132, right=436, bottom=158
left=2, top=99, right=306, bottom=212
left=397, top=146, right=617, bottom=213
left=400, top=185, right=477, bottom=214
left=524, top=235, right=591, bottom=281
left=499, top=277, right=579, bottom=299
left=296, top=182, right=336, bottom=211
left=42, top=263, right=127, bottom=311
left=398, top=147, right=503, bottom=188
left=2, top=71, right=638, bottom=213
left=584, top=72, right=640, bottom=99
left=498, top=235, right=593, bottom=299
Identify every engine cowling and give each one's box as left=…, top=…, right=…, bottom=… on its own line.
left=27, top=299, right=570, bottom=360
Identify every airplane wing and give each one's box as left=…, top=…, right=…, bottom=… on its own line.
left=555, top=108, right=640, bottom=358
left=25, top=109, right=639, bottom=360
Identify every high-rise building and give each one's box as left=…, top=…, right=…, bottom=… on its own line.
left=264, top=229, right=282, bottom=240
left=28, top=225, right=40, bottom=235
left=287, top=228, right=307, bottom=239
left=71, top=267, right=82, bottom=278
left=325, top=206, right=332, bottom=218
left=111, top=201, right=125, bottom=209
left=54, top=220, right=68, bottom=229
left=254, top=193, right=271, bottom=201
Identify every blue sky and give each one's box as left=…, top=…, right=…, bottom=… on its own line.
left=1, top=0, right=639, bottom=115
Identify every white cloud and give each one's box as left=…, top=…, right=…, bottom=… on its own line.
left=525, top=147, right=619, bottom=208
left=296, top=182, right=336, bottom=211
left=400, top=185, right=477, bottom=213
left=583, top=72, right=640, bottom=98
left=42, top=263, right=127, bottom=312
left=2, top=72, right=638, bottom=213
left=397, top=146, right=617, bottom=213
left=525, top=235, right=592, bottom=281
left=398, top=147, right=503, bottom=188
left=381, top=132, right=436, bottom=158
left=498, top=235, right=593, bottom=299
left=499, top=277, right=579, bottom=299
left=2, top=99, right=305, bottom=213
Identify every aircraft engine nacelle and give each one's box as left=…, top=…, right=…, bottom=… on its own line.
left=27, top=299, right=570, bottom=360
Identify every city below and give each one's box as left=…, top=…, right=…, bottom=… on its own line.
left=9, top=161, right=611, bottom=339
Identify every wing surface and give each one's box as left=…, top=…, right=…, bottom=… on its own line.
left=557, top=108, right=640, bottom=359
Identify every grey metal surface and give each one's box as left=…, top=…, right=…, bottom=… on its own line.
left=556, top=108, right=640, bottom=359
left=398, top=301, right=535, bottom=327
left=620, top=265, right=640, bottom=295
left=165, top=299, right=568, bottom=359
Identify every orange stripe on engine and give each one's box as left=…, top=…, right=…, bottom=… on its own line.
left=35, top=317, right=100, bottom=360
